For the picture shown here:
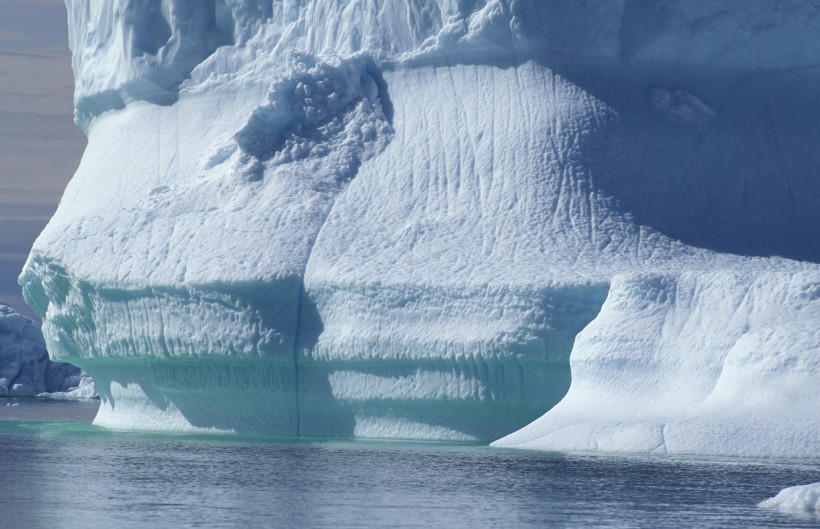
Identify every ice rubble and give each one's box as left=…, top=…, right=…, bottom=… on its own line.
left=0, top=301, right=95, bottom=398
left=759, top=482, right=820, bottom=514
left=18, top=1, right=820, bottom=450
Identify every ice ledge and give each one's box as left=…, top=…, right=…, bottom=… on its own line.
left=20, top=252, right=609, bottom=440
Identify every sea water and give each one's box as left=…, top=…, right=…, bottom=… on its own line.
left=1, top=399, right=818, bottom=529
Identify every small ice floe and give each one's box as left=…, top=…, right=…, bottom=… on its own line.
left=758, top=482, right=820, bottom=514
left=5, top=402, right=19, bottom=407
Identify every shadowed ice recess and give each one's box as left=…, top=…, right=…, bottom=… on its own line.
left=19, top=0, right=820, bottom=450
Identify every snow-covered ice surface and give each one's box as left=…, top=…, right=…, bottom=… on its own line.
left=759, top=483, right=820, bottom=515
left=18, top=1, right=820, bottom=448
left=0, top=301, right=95, bottom=398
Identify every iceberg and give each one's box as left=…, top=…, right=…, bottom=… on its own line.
left=19, top=1, right=820, bottom=449
left=0, top=301, right=94, bottom=398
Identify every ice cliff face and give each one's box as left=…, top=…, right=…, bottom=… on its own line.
left=0, top=301, right=94, bottom=398
left=20, top=0, right=820, bottom=451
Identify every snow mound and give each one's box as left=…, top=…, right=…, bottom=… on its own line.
left=759, top=483, right=820, bottom=514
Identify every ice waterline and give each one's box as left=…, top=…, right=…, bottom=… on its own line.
left=19, top=0, right=820, bottom=452
left=3, top=416, right=818, bottom=529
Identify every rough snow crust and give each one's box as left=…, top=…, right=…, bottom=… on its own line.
left=19, top=1, right=820, bottom=447
left=0, top=301, right=94, bottom=398
left=759, top=483, right=820, bottom=514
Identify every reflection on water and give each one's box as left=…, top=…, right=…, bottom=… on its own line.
left=0, top=401, right=818, bottom=529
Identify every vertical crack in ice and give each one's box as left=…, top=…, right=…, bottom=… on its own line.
left=228, top=52, right=396, bottom=436
left=657, top=423, right=669, bottom=455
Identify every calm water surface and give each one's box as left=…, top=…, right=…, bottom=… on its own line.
left=1, top=398, right=818, bottom=529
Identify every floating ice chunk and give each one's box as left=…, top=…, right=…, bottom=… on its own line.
left=759, top=483, right=820, bottom=514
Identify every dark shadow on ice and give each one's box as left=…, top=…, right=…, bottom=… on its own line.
left=544, top=61, right=820, bottom=264
left=526, top=1, right=820, bottom=263
left=34, top=274, right=337, bottom=436
left=401, top=0, right=820, bottom=263
left=50, top=276, right=606, bottom=441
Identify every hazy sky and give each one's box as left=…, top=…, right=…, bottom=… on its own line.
left=0, top=0, right=86, bottom=317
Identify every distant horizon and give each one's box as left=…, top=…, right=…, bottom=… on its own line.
left=0, top=0, right=85, bottom=318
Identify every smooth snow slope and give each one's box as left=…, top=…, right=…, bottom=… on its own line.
left=494, top=272, right=820, bottom=456
left=19, top=1, right=820, bottom=449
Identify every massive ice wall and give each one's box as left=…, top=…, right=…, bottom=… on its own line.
left=20, top=0, right=820, bottom=450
